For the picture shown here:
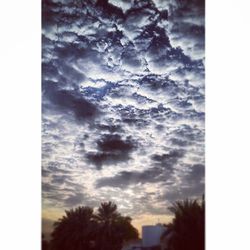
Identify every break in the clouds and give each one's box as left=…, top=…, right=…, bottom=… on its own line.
left=42, top=0, right=205, bottom=224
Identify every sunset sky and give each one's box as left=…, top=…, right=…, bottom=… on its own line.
left=42, top=0, right=205, bottom=236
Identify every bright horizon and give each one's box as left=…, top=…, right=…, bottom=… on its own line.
left=42, top=206, right=173, bottom=238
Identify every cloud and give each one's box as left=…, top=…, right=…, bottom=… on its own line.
left=158, top=163, right=205, bottom=203
left=166, top=0, right=205, bottom=61
left=42, top=0, right=205, bottom=222
left=64, top=192, right=85, bottom=207
left=161, top=181, right=204, bottom=203
left=96, top=0, right=125, bottom=19
left=86, top=152, right=130, bottom=169
left=152, top=149, right=185, bottom=168
left=185, top=164, right=205, bottom=182
left=96, top=167, right=163, bottom=188
left=97, top=134, right=134, bottom=152
left=96, top=149, right=185, bottom=189
left=51, top=174, right=72, bottom=185
left=96, top=123, right=123, bottom=133
left=170, top=138, right=191, bottom=147
left=86, top=134, right=136, bottom=169
left=43, top=83, right=99, bottom=121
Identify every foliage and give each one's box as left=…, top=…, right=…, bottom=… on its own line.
left=50, top=206, right=96, bottom=250
left=161, top=196, right=205, bottom=250
left=42, top=234, right=49, bottom=250
left=49, top=202, right=138, bottom=250
left=95, top=201, right=139, bottom=250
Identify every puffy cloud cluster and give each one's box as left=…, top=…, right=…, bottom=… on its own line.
left=42, top=0, right=205, bottom=221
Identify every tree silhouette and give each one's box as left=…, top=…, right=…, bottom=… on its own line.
left=42, top=234, right=49, bottom=250
left=161, top=196, right=205, bottom=250
left=49, top=202, right=138, bottom=250
left=50, top=206, right=97, bottom=250
left=95, top=201, right=119, bottom=250
left=95, top=201, right=139, bottom=250
left=114, top=215, right=139, bottom=242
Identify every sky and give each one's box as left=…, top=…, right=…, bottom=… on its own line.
left=42, top=0, right=205, bottom=236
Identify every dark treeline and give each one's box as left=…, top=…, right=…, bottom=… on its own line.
left=161, top=196, right=205, bottom=250
left=42, top=201, right=138, bottom=250
left=42, top=197, right=205, bottom=250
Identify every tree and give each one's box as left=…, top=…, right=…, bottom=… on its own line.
left=95, top=201, right=139, bottom=250
left=50, top=206, right=97, bottom=250
left=49, top=202, right=138, bottom=250
left=114, top=215, right=139, bottom=242
left=161, top=196, right=205, bottom=250
left=42, top=234, right=49, bottom=250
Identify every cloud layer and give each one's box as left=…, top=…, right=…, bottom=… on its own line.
left=42, top=0, right=205, bottom=223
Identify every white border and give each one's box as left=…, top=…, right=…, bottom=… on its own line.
left=0, top=0, right=250, bottom=249
left=0, top=0, right=41, bottom=249
left=206, top=0, right=250, bottom=249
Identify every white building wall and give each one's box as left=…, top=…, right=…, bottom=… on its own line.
left=142, top=224, right=166, bottom=247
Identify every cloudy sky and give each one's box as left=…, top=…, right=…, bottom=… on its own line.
left=42, top=0, right=205, bottom=234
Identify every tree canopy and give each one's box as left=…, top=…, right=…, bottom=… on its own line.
left=48, top=201, right=139, bottom=250
left=161, top=196, right=205, bottom=250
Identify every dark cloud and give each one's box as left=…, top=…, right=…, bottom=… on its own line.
left=174, top=124, right=204, bottom=142
left=96, top=149, right=185, bottom=188
left=51, top=174, right=72, bottom=185
left=42, top=0, right=61, bottom=28
left=86, top=134, right=136, bottom=169
left=43, top=176, right=87, bottom=208
left=64, top=192, right=85, bottom=207
left=96, top=0, right=125, bottom=19
left=138, top=23, right=171, bottom=55
left=43, top=83, right=99, bottom=121
left=152, top=149, right=185, bottom=168
left=118, top=104, right=181, bottom=127
left=43, top=182, right=58, bottom=193
left=174, top=0, right=205, bottom=14
left=160, top=181, right=204, bottom=203
left=96, top=167, right=164, bottom=188
left=42, top=169, right=51, bottom=178
left=54, top=42, right=99, bottom=63
left=167, top=0, right=205, bottom=60
left=97, top=134, right=134, bottom=152
left=140, top=74, right=177, bottom=91
left=86, top=152, right=130, bottom=169
left=97, top=124, right=122, bottom=133
left=170, top=137, right=191, bottom=147
left=185, top=164, right=205, bottom=183
left=158, top=163, right=205, bottom=203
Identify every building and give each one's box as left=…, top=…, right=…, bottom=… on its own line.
left=142, top=224, right=166, bottom=248
left=122, top=224, right=167, bottom=250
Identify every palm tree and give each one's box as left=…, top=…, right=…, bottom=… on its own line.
left=49, top=202, right=138, bottom=250
left=96, top=201, right=120, bottom=223
left=50, top=206, right=97, bottom=250
left=95, top=201, right=139, bottom=250
left=114, top=215, right=139, bottom=243
left=95, top=201, right=120, bottom=250
left=161, top=197, right=205, bottom=250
